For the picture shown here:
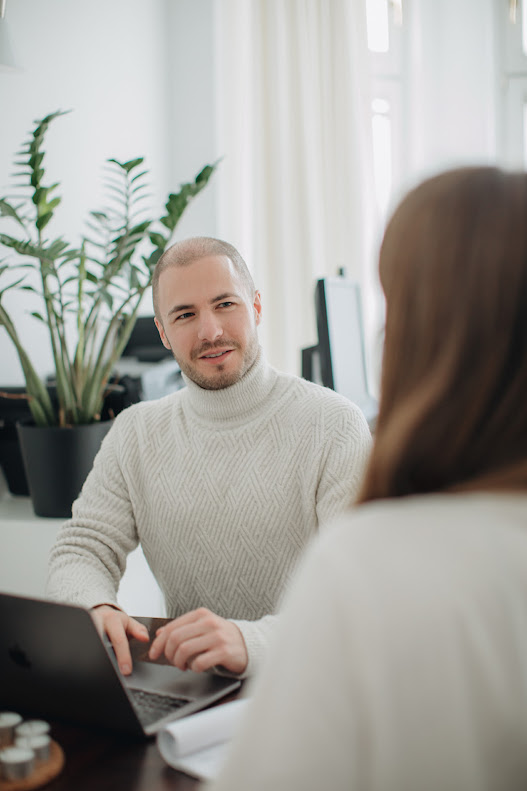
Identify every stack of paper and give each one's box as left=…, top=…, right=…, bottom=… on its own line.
left=156, top=698, right=249, bottom=781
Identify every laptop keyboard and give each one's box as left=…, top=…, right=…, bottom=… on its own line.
left=129, top=687, right=189, bottom=726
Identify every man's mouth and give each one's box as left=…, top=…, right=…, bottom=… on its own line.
left=198, top=348, right=234, bottom=361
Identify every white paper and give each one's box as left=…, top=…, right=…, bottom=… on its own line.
left=157, top=698, right=249, bottom=780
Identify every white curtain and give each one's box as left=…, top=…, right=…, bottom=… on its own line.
left=214, top=0, right=377, bottom=377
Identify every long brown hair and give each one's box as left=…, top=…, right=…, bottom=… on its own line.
left=357, top=167, right=527, bottom=504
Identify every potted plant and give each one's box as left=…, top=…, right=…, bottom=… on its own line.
left=0, top=110, right=218, bottom=516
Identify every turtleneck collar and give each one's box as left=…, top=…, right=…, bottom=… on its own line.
left=180, top=347, right=278, bottom=424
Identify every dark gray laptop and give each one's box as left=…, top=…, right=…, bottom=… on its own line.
left=0, top=593, right=241, bottom=738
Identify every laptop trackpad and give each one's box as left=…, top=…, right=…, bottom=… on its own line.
left=125, top=661, right=223, bottom=701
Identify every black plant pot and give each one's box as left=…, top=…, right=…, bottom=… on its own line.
left=16, top=420, right=113, bottom=518
left=0, top=423, right=30, bottom=495
left=0, top=388, right=32, bottom=495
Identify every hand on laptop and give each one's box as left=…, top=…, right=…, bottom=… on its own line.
left=91, top=604, right=150, bottom=676
left=148, top=607, right=248, bottom=675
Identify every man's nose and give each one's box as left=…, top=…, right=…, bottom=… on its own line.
left=197, top=312, right=224, bottom=342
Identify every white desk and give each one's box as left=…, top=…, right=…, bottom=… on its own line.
left=0, top=472, right=166, bottom=615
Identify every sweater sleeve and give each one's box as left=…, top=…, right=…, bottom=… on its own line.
left=46, top=412, right=139, bottom=609
left=226, top=615, right=277, bottom=678
left=316, top=401, right=372, bottom=527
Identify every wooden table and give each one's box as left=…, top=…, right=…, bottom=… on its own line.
left=10, top=617, right=241, bottom=791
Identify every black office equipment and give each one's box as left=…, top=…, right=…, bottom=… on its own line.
left=122, top=316, right=172, bottom=363
left=118, top=316, right=184, bottom=401
left=302, top=277, right=378, bottom=428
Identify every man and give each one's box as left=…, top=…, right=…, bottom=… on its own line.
left=46, top=237, right=371, bottom=678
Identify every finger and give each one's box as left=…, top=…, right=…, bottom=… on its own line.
left=149, top=624, right=196, bottom=660
left=90, top=607, right=107, bottom=637
left=154, top=607, right=211, bottom=636
left=166, top=634, right=214, bottom=671
left=188, top=646, right=232, bottom=673
left=149, top=616, right=203, bottom=659
left=126, top=617, right=150, bottom=642
left=149, top=609, right=218, bottom=660
left=152, top=617, right=213, bottom=661
left=168, top=607, right=211, bottom=627
left=148, top=626, right=170, bottom=660
left=186, top=624, right=248, bottom=674
left=106, top=618, right=134, bottom=675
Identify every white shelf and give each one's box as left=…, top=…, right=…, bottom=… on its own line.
left=0, top=472, right=165, bottom=616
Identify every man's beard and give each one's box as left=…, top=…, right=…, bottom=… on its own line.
left=170, top=334, right=259, bottom=390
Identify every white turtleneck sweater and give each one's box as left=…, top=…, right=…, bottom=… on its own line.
left=46, top=350, right=371, bottom=673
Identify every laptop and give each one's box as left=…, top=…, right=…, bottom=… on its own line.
left=0, top=593, right=241, bottom=738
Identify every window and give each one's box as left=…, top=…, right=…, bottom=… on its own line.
left=366, top=0, right=405, bottom=219
left=499, top=0, right=527, bottom=167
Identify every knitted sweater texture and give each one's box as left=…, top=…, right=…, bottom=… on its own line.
left=46, top=351, right=371, bottom=672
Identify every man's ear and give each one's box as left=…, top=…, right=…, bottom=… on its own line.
left=253, top=290, right=262, bottom=326
left=154, top=317, right=172, bottom=351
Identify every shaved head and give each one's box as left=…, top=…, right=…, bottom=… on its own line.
left=152, top=237, right=255, bottom=320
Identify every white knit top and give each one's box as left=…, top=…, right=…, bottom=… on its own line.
left=209, top=492, right=527, bottom=789
left=46, top=350, right=372, bottom=672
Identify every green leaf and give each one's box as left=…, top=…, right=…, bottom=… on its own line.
left=45, top=196, right=61, bottom=212
left=108, top=157, right=144, bottom=173
left=129, top=265, right=142, bottom=290
left=103, top=181, right=129, bottom=200
left=0, top=198, right=27, bottom=228
left=0, top=233, right=71, bottom=263
left=35, top=213, right=53, bottom=231
left=144, top=248, right=163, bottom=271
left=196, top=163, right=215, bottom=184
left=128, top=220, right=151, bottom=236
left=28, top=153, right=44, bottom=171
left=47, top=239, right=70, bottom=257
left=0, top=276, right=27, bottom=293
left=131, top=183, right=150, bottom=197
left=0, top=234, right=48, bottom=259
left=100, top=289, right=114, bottom=311
left=130, top=170, right=149, bottom=183
left=30, top=167, right=45, bottom=188
left=149, top=231, right=167, bottom=249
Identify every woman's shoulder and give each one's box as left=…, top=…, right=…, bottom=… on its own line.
left=310, top=492, right=527, bottom=603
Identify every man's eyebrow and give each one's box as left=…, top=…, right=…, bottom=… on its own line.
left=166, top=293, right=239, bottom=318
left=167, top=302, right=194, bottom=318
left=213, top=292, right=238, bottom=303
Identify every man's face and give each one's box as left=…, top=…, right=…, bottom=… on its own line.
left=154, top=255, right=262, bottom=390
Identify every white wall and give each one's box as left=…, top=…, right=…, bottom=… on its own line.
left=0, top=0, right=217, bottom=386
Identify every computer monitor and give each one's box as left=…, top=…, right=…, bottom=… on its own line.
left=302, top=277, right=378, bottom=428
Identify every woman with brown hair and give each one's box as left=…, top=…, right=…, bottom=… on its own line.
left=208, top=167, right=527, bottom=791
left=363, top=166, right=527, bottom=501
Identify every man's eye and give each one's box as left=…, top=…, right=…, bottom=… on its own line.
left=175, top=312, right=193, bottom=321
left=218, top=302, right=234, bottom=308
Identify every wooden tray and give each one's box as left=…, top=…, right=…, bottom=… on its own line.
left=0, top=740, right=64, bottom=791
